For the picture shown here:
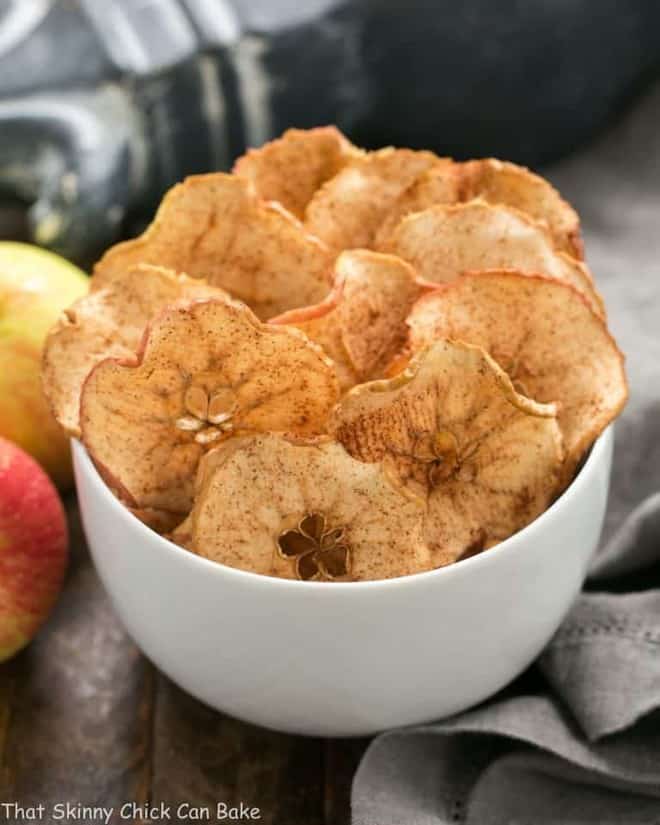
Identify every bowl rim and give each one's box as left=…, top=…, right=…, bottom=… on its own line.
left=73, top=425, right=612, bottom=594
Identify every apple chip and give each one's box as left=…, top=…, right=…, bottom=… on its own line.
left=171, top=433, right=433, bottom=581
left=269, top=250, right=426, bottom=391
left=80, top=298, right=340, bottom=517
left=331, top=340, right=563, bottom=566
left=304, top=148, right=442, bottom=250
left=382, top=201, right=603, bottom=316
left=405, top=271, right=627, bottom=469
left=375, top=162, right=461, bottom=246
left=42, top=264, right=227, bottom=438
left=459, top=159, right=583, bottom=257
left=130, top=507, right=184, bottom=534
left=233, top=126, right=362, bottom=219
left=94, top=173, right=333, bottom=319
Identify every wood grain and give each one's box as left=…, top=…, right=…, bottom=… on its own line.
left=0, top=499, right=154, bottom=822
left=324, top=739, right=369, bottom=825
left=151, top=675, right=325, bottom=824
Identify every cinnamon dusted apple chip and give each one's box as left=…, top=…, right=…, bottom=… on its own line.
left=42, top=264, right=228, bottom=437
left=171, top=433, right=433, bottom=581
left=130, top=507, right=184, bottom=534
left=304, top=148, right=443, bottom=250
left=459, top=159, right=583, bottom=258
left=382, top=201, right=603, bottom=316
left=233, top=126, right=362, bottom=219
left=376, top=159, right=583, bottom=258
left=331, top=340, right=563, bottom=566
left=80, top=298, right=340, bottom=517
left=94, top=173, right=333, bottom=319
left=405, top=271, right=628, bottom=469
left=269, top=250, right=426, bottom=391
left=375, top=162, right=461, bottom=247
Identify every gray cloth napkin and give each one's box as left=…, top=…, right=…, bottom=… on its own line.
left=352, top=81, right=660, bottom=824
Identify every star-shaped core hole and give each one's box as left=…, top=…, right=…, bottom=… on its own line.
left=411, top=429, right=459, bottom=486
left=175, top=385, right=239, bottom=444
left=277, top=513, right=350, bottom=581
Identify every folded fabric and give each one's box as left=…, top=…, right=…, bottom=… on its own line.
left=352, top=81, right=660, bottom=825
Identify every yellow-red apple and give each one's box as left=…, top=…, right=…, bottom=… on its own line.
left=0, top=241, right=88, bottom=488
left=0, top=437, right=68, bottom=662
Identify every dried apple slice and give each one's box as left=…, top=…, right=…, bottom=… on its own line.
left=269, top=249, right=426, bottom=391
left=94, top=173, right=333, bottom=319
left=375, top=162, right=461, bottom=247
left=171, top=433, right=433, bottom=581
left=233, top=126, right=362, bottom=219
left=405, top=271, right=627, bottom=468
left=376, top=159, right=583, bottom=258
left=304, top=148, right=443, bottom=250
left=331, top=340, right=564, bottom=566
left=80, top=298, right=340, bottom=517
left=459, top=159, right=583, bottom=258
left=382, top=201, right=603, bottom=316
left=42, top=264, right=227, bottom=437
left=129, top=507, right=184, bottom=534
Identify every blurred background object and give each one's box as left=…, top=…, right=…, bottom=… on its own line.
left=0, top=0, right=659, bottom=264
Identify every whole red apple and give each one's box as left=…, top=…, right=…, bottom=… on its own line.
left=0, top=437, right=68, bottom=662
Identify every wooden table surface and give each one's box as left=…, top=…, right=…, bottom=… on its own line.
left=0, top=498, right=368, bottom=823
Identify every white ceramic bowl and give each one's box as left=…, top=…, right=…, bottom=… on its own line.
left=73, top=428, right=613, bottom=737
